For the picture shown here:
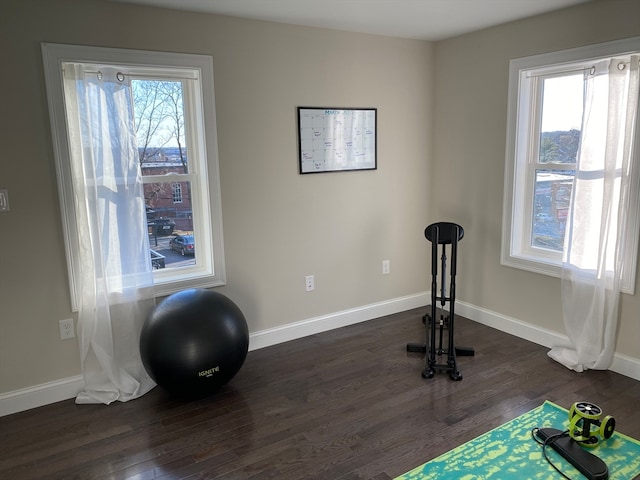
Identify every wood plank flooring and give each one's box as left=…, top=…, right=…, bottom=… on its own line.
left=2, top=308, right=639, bottom=479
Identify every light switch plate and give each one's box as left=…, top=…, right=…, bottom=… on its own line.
left=0, top=189, right=9, bottom=212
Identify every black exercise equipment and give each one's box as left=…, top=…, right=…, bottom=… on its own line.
left=407, top=222, right=474, bottom=381
left=140, top=288, right=249, bottom=397
left=535, top=428, right=609, bottom=480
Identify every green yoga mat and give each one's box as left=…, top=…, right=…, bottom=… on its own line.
left=396, top=400, right=640, bottom=480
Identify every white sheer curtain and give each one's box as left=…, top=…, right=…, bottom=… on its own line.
left=64, top=64, right=156, bottom=403
left=548, top=55, right=639, bottom=372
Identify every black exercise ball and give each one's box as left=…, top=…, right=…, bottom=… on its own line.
left=140, top=288, right=249, bottom=397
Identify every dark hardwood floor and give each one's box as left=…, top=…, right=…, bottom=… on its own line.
left=2, top=308, right=639, bottom=479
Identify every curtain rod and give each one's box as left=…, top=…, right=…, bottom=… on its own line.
left=526, top=58, right=640, bottom=79
left=63, top=66, right=197, bottom=82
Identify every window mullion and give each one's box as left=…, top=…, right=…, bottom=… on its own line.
left=523, top=76, right=543, bottom=253
left=143, top=173, right=196, bottom=183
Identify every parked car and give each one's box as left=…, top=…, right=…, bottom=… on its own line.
left=169, top=234, right=195, bottom=256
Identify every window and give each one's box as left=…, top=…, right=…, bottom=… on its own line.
left=42, top=44, right=226, bottom=309
left=502, top=37, right=640, bottom=293
left=172, top=183, right=183, bottom=203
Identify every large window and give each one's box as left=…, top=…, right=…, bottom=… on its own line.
left=502, top=38, right=640, bottom=293
left=42, top=44, right=226, bottom=309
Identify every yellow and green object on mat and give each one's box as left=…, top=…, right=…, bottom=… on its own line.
left=395, top=400, right=640, bottom=480
left=568, top=401, right=616, bottom=448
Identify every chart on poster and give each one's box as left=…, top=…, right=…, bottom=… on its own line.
left=298, top=107, right=377, bottom=173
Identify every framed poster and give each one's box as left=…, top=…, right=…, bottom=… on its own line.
left=298, top=107, right=377, bottom=174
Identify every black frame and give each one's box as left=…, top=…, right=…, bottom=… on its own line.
left=297, top=107, right=377, bottom=174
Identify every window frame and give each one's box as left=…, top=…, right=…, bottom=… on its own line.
left=42, top=43, right=226, bottom=310
left=501, top=37, right=640, bottom=294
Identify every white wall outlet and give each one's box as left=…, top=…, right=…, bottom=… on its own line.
left=305, top=275, right=315, bottom=292
left=59, top=318, right=75, bottom=340
left=382, top=260, right=390, bottom=275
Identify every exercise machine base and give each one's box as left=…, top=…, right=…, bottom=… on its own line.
left=535, top=427, right=608, bottom=480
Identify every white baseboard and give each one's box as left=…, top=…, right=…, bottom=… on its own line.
left=455, top=300, right=640, bottom=382
left=2, top=291, right=638, bottom=416
left=0, top=375, right=84, bottom=417
left=248, top=292, right=430, bottom=351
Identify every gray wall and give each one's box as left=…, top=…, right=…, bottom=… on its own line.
left=1, top=0, right=638, bottom=398
left=0, top=0, right=434, bottom=393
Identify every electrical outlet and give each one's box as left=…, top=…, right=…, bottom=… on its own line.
left=382, top=260, right=390, bottom=275
left=305, top=275, right=315, bottom=292
left=59, top=318, right=75, bottom=340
